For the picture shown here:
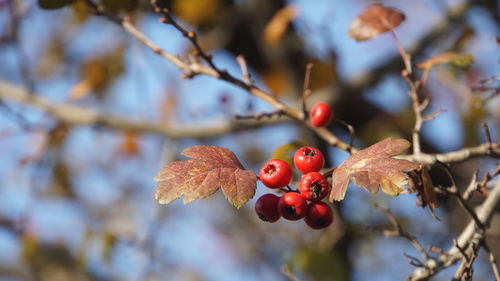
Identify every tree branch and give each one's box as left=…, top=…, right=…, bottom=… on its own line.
left=398, top=142, right=500, bottom=164
left=81, top=0, right=355, bottom=152
left=0, top=81, right=281, bottom=138
left=407, top=179, right=500, bottom=281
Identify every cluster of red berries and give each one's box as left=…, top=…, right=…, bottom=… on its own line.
left=255, top=146, right=333, bottom=229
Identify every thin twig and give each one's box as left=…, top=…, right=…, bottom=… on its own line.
left=436, top=161, right=484, bottom=229
left=335, top=118, right=355, bottom=153
left=482, top=122, right=493, bottom=152
left=374, top=203, right=430, bottom=260
left=301, top=63, right=314, bottom=119
left=389, top=30, right=412, bottom=75
left=407, top=180, right=500, bottom=281
left=0, top=81, right=277, bottom=139
left=235, top=110, right=285, bottom=120
left=236, top=55, right=252, bottom=85
left=282, top=265, right=300, bottom=281
left=80, top=0, right=355, bottom=152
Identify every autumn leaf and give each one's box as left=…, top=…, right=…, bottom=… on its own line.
left=416, top=52, right=475, bottom=70
left=263, top=4, right=298, bottom=46
left=173, top=0, right=221, bottom=26
left=329, top=138, right=418, bottom=201
left=348, top=4, right=405, bottom=41
left=154, top=146, right=257, bottom=208
left=408, top=165, right=439, bottom=209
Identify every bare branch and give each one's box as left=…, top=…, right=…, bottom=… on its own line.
left=78, top=0, right=355, bottom=152
left=483, top=242, right=500, bottom=281
left=374, top=203, right=430, bottom=261
left=0, top=81, right=278, bottom=138
left=235, top=110, right=285, bottom=120
left=435, top=162, right=484, bottom=229
left=407, top=179, right=500, bottom=281
left=398, top=142, right=500, bottom=164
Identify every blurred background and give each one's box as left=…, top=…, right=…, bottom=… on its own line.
left=0, top=0, right=498, bottom=280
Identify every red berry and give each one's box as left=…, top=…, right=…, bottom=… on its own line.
left=305, top=201, right=333, bottom=229
left=309, top=102, right=333, bottom=127
left=255, top=194, right=281, bottom=223
left=293, top=146, right=324, bottom=174
left=299, top=172, right=329, bottom=201
left=259, top=159, right=292, bottom=189
left=278, top=192, right=307, bottom=220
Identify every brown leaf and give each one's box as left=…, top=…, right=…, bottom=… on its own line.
left=408, top=165, right=439, bottom=209
left=154, top=146, right=257, bottom=208
left=263, top=4, right=298, bottom=46
left=348, top=4, right=405, bottom=41
left=329, top=138, right=418, bottom=201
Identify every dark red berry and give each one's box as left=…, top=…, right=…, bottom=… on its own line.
left=255, top=194, right=281, bottom=223
left=259, top=159, right=292, bottom=189
left=294, top=146, right=324, bottom=174
left=299, top=172, right=330, bottom=201
left=305, top=201, right=333, bottom=229
left=309, top=102, right=333, bottom=127
left=278, top=192, right=307, bottom=220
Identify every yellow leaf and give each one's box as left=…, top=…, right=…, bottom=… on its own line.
left=263, top=4, right=298, bottom=46
left=271, top=141, right=306, bottom=167
left=173, top=0, right=221, bottom=26
left=262, top=64, right=292, bottom=97
left=417, top=52, right=475, bottom=70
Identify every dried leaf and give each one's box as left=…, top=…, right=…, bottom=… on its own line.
left=416, top=52, right=475, bottom=70
left=329, top=138, right=418, bottom=201
left=173, top=0, right=221, bottom=26
left=348, top=4, right=405, bottom=41
left=263, top=4, right=298, bottom=46
left=154, top=146, right=257, bottom=208
left=69, top=46, right=125, bottom=100
left=408, top=165, right=439, bottom=209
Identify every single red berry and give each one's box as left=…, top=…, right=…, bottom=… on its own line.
left=299, top=172, right=330, bottom=201
left=278, top=192, right=307, bottom=220
left=309, top=102, right=333, bottom=127
left=259, top=159, right=292, bottom=189
left=255, top=193, right=281, bottom=223
left=305, top=201, right=333, bottom=229
left=293, top=146, right=324, bottom=174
